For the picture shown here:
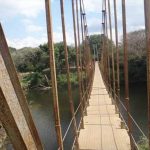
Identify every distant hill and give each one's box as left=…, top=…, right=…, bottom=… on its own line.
left=18, top=47, right=37, bottom=51
left=9, top=47, right=17, bottom=53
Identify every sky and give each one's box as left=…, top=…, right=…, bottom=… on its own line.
left=0, top=0, right=145, bottom=49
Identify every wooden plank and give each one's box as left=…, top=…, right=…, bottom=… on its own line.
left=79, top=62, right=131, bottom=150
left=79, top=125, right=102, bottom=150
left=102, top=126, right=117, bottom=150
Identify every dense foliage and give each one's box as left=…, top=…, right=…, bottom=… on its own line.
left=119, top=29, right=147, bottom=83
left=10, top=30, right=147, bottom=89
left=10, top=34, right=102, bottom=89
left=11, top=43, right=77, bottom=89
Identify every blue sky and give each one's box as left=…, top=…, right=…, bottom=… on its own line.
left=0, top=0, right=145, bottom=48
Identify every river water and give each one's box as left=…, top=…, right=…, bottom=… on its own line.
left=27, top=87, right=80, bottom=150
left=27, top=83, right=148, bottom=150
left=120, top=83, right=148, bottom=141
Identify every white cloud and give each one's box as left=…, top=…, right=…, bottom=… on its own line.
left=26, top=24, right=44, bottom=32
left=84, top=0, right=102, bottom=13
left=84, top=0, right=145, bottom=43
left=22, top=19, right=44, bottom=33
left=7, top=36, right=47, bottom=49
left=87, top=18, right=102, bottom=36
left=22, top=19, right=33, bottom=25
left=0, top=0, right=44, bottom=19
left=1, top=0, right=146, bottom=48
left=7, top=30, right=74, bottom=49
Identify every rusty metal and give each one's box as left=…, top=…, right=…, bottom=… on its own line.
left=59, top=0, right=79, bottom=147
left=102, top=0, right=109, bottom=92
left=105, top=0, right=111, bottom=94
left=79, top=0, right=84, bottom=45
left=72, top=0, right=84, bottom=128
left=80, top=0, right=92, bottom=107
left=121, top=0, right=132, bottom=148
left=101, top=0, right=105, bottom=81
left=113, top=0, right=120, bottom=109
left=108, top=0, right=116, bottom=100
left=75, top=0, right=87, bottom=115
left=101, top=15, right=105, bottom=76
left=101, top=0, right=105, bottom=71
left=103, top=0, right=109, bottom=89
left=83, top=22, right=89, bottom=88
left=0, top=24, right=43, bottom=150
left=81, top=0, right=90, bottom=69
left=0, top=88, right=27, bottom=150
left=103, top=0, right=110, bottom=92
left=45, top=0, right=63, bottom=149
left=76, top=0, right=83, bottom=84
left=102, top=0, right=105, bottom=78
left=79, top=0, right=87, bottom=102
left=102, top=8, right=107, bottom=84
left=144, top=0, right=150, bottom=148
left=113, top=0, right=120, bottom=94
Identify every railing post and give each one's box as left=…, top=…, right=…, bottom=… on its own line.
left=72, top=0, right=84, bottom=129
left=104, top=0, right=111, bottom=95
left=103, top=0, right=110, bottom=92
left=144, top=0, right=150, bottom=149
left=45, top=0, right=63, bottom=149
left=80, top=2, right=88, bottom=108
left=81, top=0, right=92, bottom=108
left=113, top=0, right=120, bottom=113
left=121, top=0, right=133, bottom=149
left=59, top=0, right=79, bottom=148
left=102, top=5, right=107, bottom=85
left=75, top=0, right=87, bottom=116
left=107, top=0, right=116, bottom=104
left=101, top=0, right=105, bottom=79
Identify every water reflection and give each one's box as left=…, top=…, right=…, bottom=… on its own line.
left=120, top=82, right=148, bottom=141
left=27, top=88, right=79, bottom=150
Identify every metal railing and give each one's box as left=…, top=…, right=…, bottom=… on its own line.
left=58, top=65, right=95, bottom=150
left=102, top=73, right=148, bottom=150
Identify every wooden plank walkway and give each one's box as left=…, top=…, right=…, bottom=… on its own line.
left=78, top=62, right=131, bottom=150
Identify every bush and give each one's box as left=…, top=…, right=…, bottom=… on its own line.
left=22, top=72, right=45, bottom=89
left=138, top=137, right=149, bottom=150
left=57, top=73, right=79, bottom=87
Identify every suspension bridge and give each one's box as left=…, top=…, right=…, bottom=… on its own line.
left=0, top=0, right=150, bottom=150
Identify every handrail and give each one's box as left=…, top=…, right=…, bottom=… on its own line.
left=111, top=87, right=147, bottom=139
left=62, top=117, right=74, bottom=142
left=119, top=97, right=147, bottom=138
left=131, top=134, right=139, bottom=150
left=109, top=88, right=147, bottom=148
left=60, top=87, right=88, bottom=144
left=57, top=88, right=91, bottom=150
left=99, top=64, right=147, bottom=150
left=58, top=66, right=95, bottom=149
left=71, top=81, right=94, bottom=150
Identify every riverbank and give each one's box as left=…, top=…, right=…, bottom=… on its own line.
left=20, top=71, right=82, bottom=91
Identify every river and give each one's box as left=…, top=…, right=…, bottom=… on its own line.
left=120, top=83, right=148, bottom=142
left=27, top=83, right=148, bottom=150
left=27, top=87, right=80, bottom=150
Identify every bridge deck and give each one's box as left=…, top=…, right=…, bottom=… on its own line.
left=78, top=62, right=131, bottom=150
